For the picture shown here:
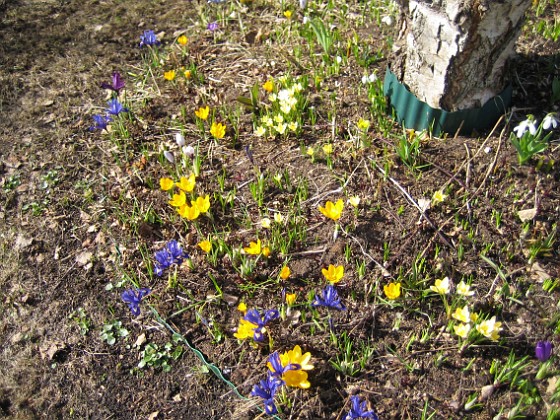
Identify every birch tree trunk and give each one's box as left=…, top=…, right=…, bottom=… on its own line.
left=391, top=0, right=531, bottom=112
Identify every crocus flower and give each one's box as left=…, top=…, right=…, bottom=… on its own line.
left=312, top=285, right=346, bottom=310
left=457, top=281, right=475, bottom=297
left=101, top=71, right=125, bottom=93
left=279, top=266, right=291, bottom=280
left=139, top=30, right=160, bottom=47
left=106, top=98, right=128, bottom=116
left=163, top=70, right=176, bottom=81
left=475, top=316, right=502, bottom=341
left=267, top=351, right=301, bottom=376
left=430, top=277, right=451, bottom=294
left=198, top=240, right=212, bottom=253
left=536, top=341, right=553, bottom=362
left=121, top=287, right=151, bottom=316
left=195, top=106, right=210, bottom=120
left=160, top=177, right=174, bottom=191
left=452, top=305, right=471, bottom=323
left=319, top=199, right=344, bottom=221
left=322, top=264, right=344, bottom=284
left=383, top=282, right=401, bottom=300
left=176, top=174, right=196, bottom=192
left=243, top=239, right=261, bottom=255
left=432, top=190, right=447, bottom=204
left=177, top=35, right=188, bottom=45
left=90, top=114, right=112, bottom=131
left=344, top=395, right=379, bottom=420
left=454, top=322, right=471, bottom=339
left=210, top=122, right=226, bottom=139
left=243, top=309, right=280, bottom=341
left=177, top=203, right=200, bottom=220
left=153, top=240, right=189, bottom=276
left=251, top=373, right=283, bottom=415
left=192, top=195, right=210, bottom=213
left=207, top=21, right=219, bottom=32
left=175, top=132, right=186, bottom=146
left=263, top=79, right=274, bottom=93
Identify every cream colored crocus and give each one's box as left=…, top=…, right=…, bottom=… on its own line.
left=452, top=305, right=471, bottom=323
left=348, top=196, right=360, bottom=208
left=261, top=218, right=271, bottom=229
left=432, top=190, right=447, bottom=204
left=274, top=213, right=284, bottom=224
left=476, top=316, right=502, bottom=341
left=430, top=277, right=451, bottom=294
left=457, top=281, right=475, bottom=297
left=454, top=322, right=471, bottom=339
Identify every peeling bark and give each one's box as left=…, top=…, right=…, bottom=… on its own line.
left=391, top=0, right=531, bottom=111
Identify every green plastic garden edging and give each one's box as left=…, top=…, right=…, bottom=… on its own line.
left=383, top=67, right=512, bottom=136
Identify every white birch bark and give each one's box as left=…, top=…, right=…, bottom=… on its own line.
left=391, top=0, right=531, bottom=111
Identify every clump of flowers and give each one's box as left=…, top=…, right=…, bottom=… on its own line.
left=253, top=75, right=307, bottom=139
left=234, top=308, right=279, bottom=342
left=153, top=240, right=189, bottom=276
left=252, top=345, right=314, bottom=414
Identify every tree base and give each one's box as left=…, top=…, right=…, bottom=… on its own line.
left=383, top=67, right=512, bottom=136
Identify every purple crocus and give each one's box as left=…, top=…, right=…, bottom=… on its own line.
left=106, top=98, right=128, bottom=116
left=207, top=21, right=219, bottom=32
left=344, top=395, right=379, bottom=420
left=101, top=71, right=126, bottom=93
left=536, top=341, right=553, bottom=362
left=251, top=372, right=283, bottom=415
left=153, top=239, right=189, bottom=276
left=243, top=308, right=280, bottom=341
left=312, top=285, right=346, bottom=310
left=139, top=30, right=160, bottom=47
left=90, top=114, right=112, bottom=131
left=121, top=287, right=151, bottom=316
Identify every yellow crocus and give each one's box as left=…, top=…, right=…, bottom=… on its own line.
left=192, top=195, right=210, bottom=213
left=318, top=199, right=344, bottom=221
left=263, top=79, right=274, bottom=93
left=233, top=318, right=257, bottom=340
left=237, top=301, right=247, bottom=313
left=164, top=70, right=176, bottom=81
left=452, top=305, right=471, bottom=323
left=176, top=174, right=196, bottom=192
left=160, top=177, right=174, bottom=191
left=194, top=106, right=210, bottom=120
left=244, top=239, right=261, bottom=255
left=430, top=277, right=451, bottom=295
left=210, top=122, right=226, bottom=139
left=322, top=264, right=344, bottom=284
left=198, top=240, right=212, bottom=253
left=285, top=293, right=297, bottom=305
left=177, top=203, right=200, bottom=220
left=280, top=266, right=291, bottom=280
left=177, top=35, right=188, bottom=45
left=454, top=323, right=471, bottom=339
left=383, top=282, right=401, bottom=300
left=168, top=191, right=187, bottom=207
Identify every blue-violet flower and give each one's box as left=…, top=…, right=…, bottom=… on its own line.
left=251, top=372, right=283, bottom=415
left=154, top=240, right=189, bottom=276
left=139, top=30, right=160, bottom=47
left=90, top=114, right=112, bottom=131
left=106, top=98, right=128, bottom=116
left=344, top=395, right=379, bottom=420
left=243, top=308, right=280, bottom=341
left=121, top=287, right=151, bottom=316
left=101, top=71, right=126, bottom=93
left=312, top=285, right=346, bottom=310
left=536, top=340, right=553, bottom=362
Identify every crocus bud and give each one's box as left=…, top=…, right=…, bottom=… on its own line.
left=164, top=150, right=175, bottom=163
left=535, top=340, right=553, bottom=362
left=182, top=145, right=195, bottom=158
left=175, top=132, right=185, bottom=147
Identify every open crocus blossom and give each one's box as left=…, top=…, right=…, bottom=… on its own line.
left=267, top=348, right=312, bottom=389
left=121, top=287, right=151, bottom=316
left=536, top=341, right=553, bottom=362
left=430, top=276, right=451, bottom=294
left=383, top=282, right=401, bottom=300
left=322, top=264, right=344, bottom=284
left=90, top=114, right=112, bottom=131
left=106, top=98, right=128, bottom=116
left=319, top=199, right=344, bottom=221
left=243, top=239, right=261, bottom=255
left=475, top=316, right=502, bottom=341
left=139, top=30, right=160, bottom=47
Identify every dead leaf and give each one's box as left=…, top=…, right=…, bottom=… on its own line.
left=75, top=251, right=93, bottom=266
left=529, top=262, right=552, bottom=283
left=148, top=412, right=160, bottom=420
left=518, top=208, right=537, bottom=222
left=15, top=234, right=33, bottom=250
